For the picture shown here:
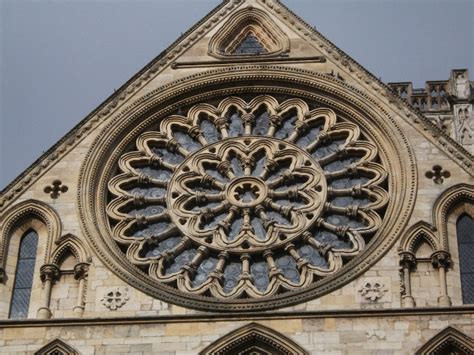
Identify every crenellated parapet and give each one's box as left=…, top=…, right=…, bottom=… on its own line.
left=389, top=69, right=473, bottom=153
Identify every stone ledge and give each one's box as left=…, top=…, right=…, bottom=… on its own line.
left=1, top=306, right=473, bottom=328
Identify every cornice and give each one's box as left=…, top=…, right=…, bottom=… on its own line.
left=1, top=306, right=473, bottom=328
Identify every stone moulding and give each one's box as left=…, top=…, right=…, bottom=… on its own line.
left=432, top=183, right=474, bottom=250
left=106, top=95, right=388, bottom=300
left=415, top=326, right=474, bottom=355
left=0, top=199, right=62, bottom=276
left=78, top=66, right=416, bottom=312
left=208, top=6, right=290, bottom=58
left=34, top=339, right=79, bottom=355
left=200, top=322, right=308, bottom=354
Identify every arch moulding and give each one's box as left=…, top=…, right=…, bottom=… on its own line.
left=0, top=199, right=61, bottom=282
left=78, top=65, right=416, bottom=312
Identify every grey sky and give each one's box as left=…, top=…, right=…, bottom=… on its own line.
left=1, top=0, right=473, bottom=190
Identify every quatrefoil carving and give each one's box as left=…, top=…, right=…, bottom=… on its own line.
left=44, top=180, right=68, bottom=199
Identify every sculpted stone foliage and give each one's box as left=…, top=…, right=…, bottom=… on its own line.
left=106, top=95, right=388, bottom=300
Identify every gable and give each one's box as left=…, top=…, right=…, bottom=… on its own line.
left=0, top=0, right=472, bottom=314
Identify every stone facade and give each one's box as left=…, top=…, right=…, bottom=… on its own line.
left=0, top=0, right=473, bottom=354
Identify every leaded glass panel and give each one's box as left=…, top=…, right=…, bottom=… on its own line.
left=457, top=214, right=474, bottom=304
left=233, top=34, right=267, bottom=55
left=9, top=230, right=38, bottom=319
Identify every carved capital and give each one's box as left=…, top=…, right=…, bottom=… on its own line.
left=430, top=251, right=452, bottom=269
left=40, top=264, right=61, bottom=282
left=74, top=262, right=90, bottom=280
left=399, top=251, right=416, bottom=270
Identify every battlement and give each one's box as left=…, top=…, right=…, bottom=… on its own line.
left=388, top=69, right=472, bottom=112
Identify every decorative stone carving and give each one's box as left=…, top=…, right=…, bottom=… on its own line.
left=200, top=323, right=308, bottom=355
left=358, top=281, right=388, bottom=302
left=453, top=104, right=473, bottom=145
left=79, top=67, right=416, bottom=311
left=40, top=264, right=61, bottom=283
left=101, top=288, right=129, bottom=310
left=0, top=267, right=5, bottom=283
left=453, top=70, right=471, bottom=99
left=425, top=165, right=450, bottom=184
left=366, top=330, right=386, bottom=340
left=356, top=277, right=391, bottom=306
left=34, top=339, right=79, bottom=355
left=43, top=180, right=68, bottom=199
left=415, top=326, right=474, bottom=355
left=38, top=264, right=61, bottom=320
left=208, top=7, right=290, bottom=58
left=107, top=96, right=388, bottom=301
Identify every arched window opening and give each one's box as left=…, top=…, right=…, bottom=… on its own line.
left=9, top=229, right=38, bottom=319
left=457, top=213, right=474, bottom=304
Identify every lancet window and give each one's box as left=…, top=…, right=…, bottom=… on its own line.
left=457, top=213, right=474, bottom=304
left=9, top=229, right=38, bottom=319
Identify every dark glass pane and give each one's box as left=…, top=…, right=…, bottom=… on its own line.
left=9, top=288, right=31, bottom=319
left=233, top=34, right=267, bottom=55
left=457, top=214, right=474, bottom=304
left=457, top=214, right=473, bottom=244
left=19, top=230, right=38, bottom=258
left=9, top=230, right=38, bottom=319
left=13, top=259, right=35, bottom=288
left=461, top=273, right=474, bottom=304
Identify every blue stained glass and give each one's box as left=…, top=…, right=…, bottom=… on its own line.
left=9, top=230, right=38, bottom=319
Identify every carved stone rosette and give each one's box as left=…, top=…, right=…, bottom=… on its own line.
left=106, top=96, right=388, bottom=300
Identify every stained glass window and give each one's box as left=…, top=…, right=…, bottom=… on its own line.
left=233, top=33, right=267, bottom=55
left=9, top=229, right=38, bottom=319
left=457, top=214, right=474, bottom=304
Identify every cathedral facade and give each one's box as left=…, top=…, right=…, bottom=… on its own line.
left=0, top=0, right=473, bottom=354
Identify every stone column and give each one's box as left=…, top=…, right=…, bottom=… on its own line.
left=73, top=263, right=89, bottom=316
left=431, top=251, right=452, bottom=307
left=399, top=252, right=416, bottom=308
left=37, top=264, right=60, bottom=319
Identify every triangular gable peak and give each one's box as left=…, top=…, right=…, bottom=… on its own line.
left=0, top=0, right=471, bottom=212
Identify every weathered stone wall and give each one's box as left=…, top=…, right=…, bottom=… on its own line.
left=1, top=312, right=473, bottom=354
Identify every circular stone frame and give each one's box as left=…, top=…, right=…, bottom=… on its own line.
left=78, top=66, right=416, bottom=312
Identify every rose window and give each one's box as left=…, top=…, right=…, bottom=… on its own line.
left=107, top=95, right=388, bottom=299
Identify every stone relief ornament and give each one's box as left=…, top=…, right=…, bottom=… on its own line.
left=358, top=281, right=388, bottom=303
left=100, top=287, right=129, bottom=310
left=106, top=95, right=389, bottom=300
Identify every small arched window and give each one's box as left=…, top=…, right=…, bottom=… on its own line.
left=9, top=229, right=38, bottom=319
left=457, top=214, right=474, bottom=304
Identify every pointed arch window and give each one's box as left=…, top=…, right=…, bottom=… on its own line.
left=457, top=213, right=474, bottom=304
left=9, top=229, right=38, bottom=319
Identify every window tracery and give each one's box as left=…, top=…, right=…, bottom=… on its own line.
left=107, top=95, right=388, bottom=300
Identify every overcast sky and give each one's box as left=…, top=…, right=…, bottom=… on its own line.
left=1, top=0, right=473, bottom=190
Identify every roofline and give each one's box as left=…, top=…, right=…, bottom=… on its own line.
left=0, top=0, right=232, bottom=195
left=274, top=0, right=473, bottom=165
left=1, top=0, right=472, bottom=201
